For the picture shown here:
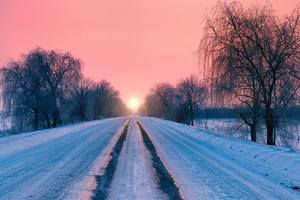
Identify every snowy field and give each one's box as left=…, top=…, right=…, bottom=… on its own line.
left=0, top=116, right=300, bottom=199
left=195, top=118, right=300, bottom=150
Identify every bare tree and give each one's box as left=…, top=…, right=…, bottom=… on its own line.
left=1, top=47, right=130, bottom=133
left=45, top=50, right=82, bottom=127
left=1, top=49, right=50, bottom=131
left=90, top=80, right=120, bottom=119
left=69, top=77, right=94, bottom=122
left=151, top=82, right=176, bottom=120
left=176, top=75, right=207, bottom=126
left=23, top=49, right=50, bottom=130
left=1, top=47, right=82, bottom=131
left=139, top=93, right=164, bottom=118
left=104, top=97, right=129, bottom=117
left=199, top=1, right=300, bottom=145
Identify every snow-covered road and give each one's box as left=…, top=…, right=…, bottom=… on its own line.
left=0, top=118, right=127, bottom=199
left=1, top=116, right=300, bottom=199
left=139, top=117, right=300, bottom=200
left=107, top=119, right=163, bottom=199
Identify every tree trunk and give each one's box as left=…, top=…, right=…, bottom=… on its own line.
left=250, top=124, right=257, bottom=142
left=266, top=122, right=275, bottom=145
left=265, top=106, right=275, bottom=145
left=53, top=115, right=57, bottom=128
left=273, top=129, right=276, bottom=146
left=34, top=109, right=38, bottom=130
left=239, top=111, right=257, bottom=142
left=80, top=108, right=85, bottom=122
left=205, top=107, right=208, bottom=129
left=250, top=107, right=258, bottom=142
left=251, top=90, right=260, bottom=142
left=44, top=112, right=51, bottom=128
left=265, top=110, right=275, bottom=145
left=52, top=110, right=61, bottom=127
left=190, top=108, right=194, bottom=126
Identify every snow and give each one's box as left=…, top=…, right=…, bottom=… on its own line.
left=0, top=117, right=128, bottom=199
left=1, top=116, right=300, bottom=199
left=0, top=118, right=124, bottom=157
left=139, top=117, right=300, bottom=199
left=107, top=119, right=164, bottom=200
left=195, top=118, right=300, bottom=149
left=194, top=118, right=252, bottom=139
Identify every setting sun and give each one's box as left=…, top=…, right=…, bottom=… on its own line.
left=128, top=98, right=139, bottom=111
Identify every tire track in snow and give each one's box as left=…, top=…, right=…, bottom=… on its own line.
left=137, top=121, right=183, bottom=200
left=106, top=118, right=164, bottom=200
left=0, top=125, right=104, bottom=198
left=92, top=119, right=131, bottom=199
left=0, top=118, right=127, bottom=199
left=158, top=121, right=300, bottom=198
left=140, top=117, right=300, bottom=199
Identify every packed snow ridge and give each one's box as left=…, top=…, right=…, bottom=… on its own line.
left=0, top=116, right=299, bottom=199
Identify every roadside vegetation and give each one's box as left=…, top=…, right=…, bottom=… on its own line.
left=1, top=1, right=300, bottom=149
left=139, top=1, right=300, bottom=149
left=0, top=47, right=129, bottom=133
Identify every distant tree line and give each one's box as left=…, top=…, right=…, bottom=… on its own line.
left=0, top=47, right=128, bottom=133
left=139, top=75, right=237, bottom=125
left=138, top=74, right=207, bottom=126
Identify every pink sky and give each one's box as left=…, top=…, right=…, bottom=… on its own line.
left=0, top=0, right=298, bottom=106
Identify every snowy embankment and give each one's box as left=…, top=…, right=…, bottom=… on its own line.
left=0, top=117, right=128, bottom=199
left=139, top=117, right=300, bottom=199
left=194, top=119, right=300, bottom=175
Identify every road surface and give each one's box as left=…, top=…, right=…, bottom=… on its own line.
left=0, top=116, right=299, bottom=199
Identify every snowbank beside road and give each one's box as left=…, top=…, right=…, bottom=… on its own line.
left=139, top=117, right=300, bottom=199
left=179, top=121, right=300, bottom=180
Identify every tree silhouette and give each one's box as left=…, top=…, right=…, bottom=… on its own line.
left=199, top=1, right=300, bottom=145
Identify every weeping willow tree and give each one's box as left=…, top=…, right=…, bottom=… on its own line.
left=199, top=1, right=300, bottom=145
left=1, top=48, right=82, bottom=132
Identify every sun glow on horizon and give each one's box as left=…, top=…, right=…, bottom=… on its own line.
left=128, top=98, right=140, bottom=111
